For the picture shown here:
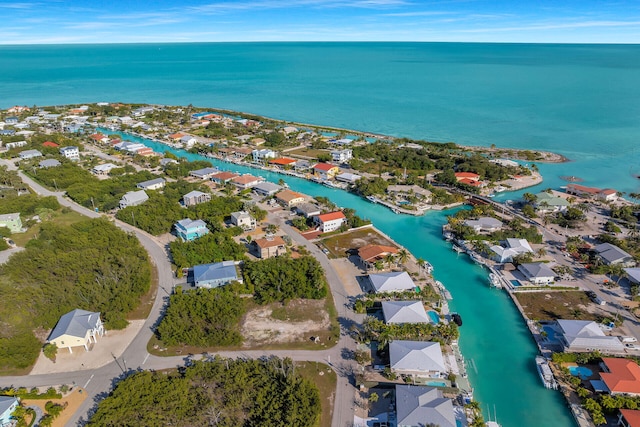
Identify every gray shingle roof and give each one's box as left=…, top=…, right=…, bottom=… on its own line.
left=0, top=396, right=18, bottom=417
left=382, top=301, right=429, bottom=324
left=47, top=309, right=101, bottom=341
left=594, top=243, right=633, bottom=265
left=557, top=319, right=625, bottom=352
left=395, top=385, right=456, bottom=427
left=390, top=340, right=446, bottom=373
left=368, top=271, right=415, bottom=293
left=137, top=177, right=165, bottom=188
left=518, top=262, right=556, bottom=279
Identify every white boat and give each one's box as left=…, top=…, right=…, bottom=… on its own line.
left=489, top=273, right=502, bottom=288
left=452, top=245, right=464, bottom=254
left=469, top=251, right=485, bottom=266
left=535, top=356, right=558, bottom=390
left=366, top=195, right=379, bottom=203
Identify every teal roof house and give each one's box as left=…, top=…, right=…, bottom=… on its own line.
left=175, top=219, right=209, bottom=241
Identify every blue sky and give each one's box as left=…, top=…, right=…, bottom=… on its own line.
left=1, top=0, right=640, bottom=44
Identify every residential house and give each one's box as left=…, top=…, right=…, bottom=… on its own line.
left=335, top=172, right=362, bottom=184
left=89, top=133, right=109, bottom=144
left=331, top=138, right=353, bottom=146
left=189, top=167, right=219, bottom=180
left=624, top=268, right=640, bottom=286
left=136, top=178, right=166, bottom=191
left=252, top=182, right=282, bottom=197
left=39, top=159, right=61, bottom=169
left=231, top=174, right=262, bottom=190
left=618, top=409, right=640, bottom=427
left=386, top=185, right=432, bottom=202
left=92, top=163, right=118, bottom=175
left=42, top=141, right=59, bottom=148
left=252, top=149, right=276, bottom=163
left=182, top=190, right=211, bottom=207
left=395, top=385, right=456, bottom=427
left=464, top=217, right=503, bottom=233
left=314, top=211, right=347, bottom=233
left=119, top=190, right=149, bottom=209
left=4, top=140, right=26, bottom=149
left=556, top=319, right=625, bottom=353
left=275, top=189, right=306, bottom=207
left=294, top=203, right=322, bottom=218
left=331, top=149, right=352, bottom=163
left=252, top=236, right=287, bottom=259
left=0, top=396, right=19, bottom=427
left=180, top=135, right=197, bottom=148
left=269, top=157, right=297, bottom=168
left=294, top=160, right=311, bottom=172
left=135, top=147, right=155, bottom=157
left=59, top=146, right=80, bottom=160
left=192, top=261, right=241, bottom=289
left=593, top=243, right=635, bottom=267
left=168, top=132, right=186, bottom=142
left=357, top=244, right=399, bottom=270
left=566, top=183, right=619, bottom=201
left=0, top=213, right=21, bottom=233
left=490, top=238, right=534, bottom=263
left=175, top=219, right=209, bottom=241
left=230, top=211, right=257, bottom=231
left=534, top=191, right=570, bottom=213
left=382, top=301, right=429, bottom=324
left=454, top=172, right=480, bottom=183
left=517, top=262, right=556, bottom=284
left=600, top=358, right=640, bottom=396
left=47, top=309, right=105, bottom=353
left=312, top=163, right=340, bottom=180
left=211, top=171, right=239, bottom=185
left=5, top=116, right=18, bottom=124
left=389, top=340, right=447, bottom=378
left=160, top=158, right=178, bottom=167
left=18, top=149, right=42, bottom=160
left=368, top=271, right=416, bottom=293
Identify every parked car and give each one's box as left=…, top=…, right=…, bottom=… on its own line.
left=619, top=336, right=638, bottom=343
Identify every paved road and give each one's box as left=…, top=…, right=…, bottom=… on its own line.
left=0, top=160, right=358, bottom=426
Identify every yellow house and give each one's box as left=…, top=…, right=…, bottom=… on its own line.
left=47, top=309, right=105, bottom=353
left=275, top=189, right=306, bottom=207
left=313, top=162, right=340, bottom=180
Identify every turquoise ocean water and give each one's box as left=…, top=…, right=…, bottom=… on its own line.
left=5, top=42, right=640, bottom=426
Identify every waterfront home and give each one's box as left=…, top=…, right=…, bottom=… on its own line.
left=517, top=262, right=556, bottom=285
left=600, top=358, right=640, bottom=396
left=357, top=244, right=399, bottom=270
left=390, top=340, right=447, bottom=378
left=252, top=149, right=276, bottom=163
left=275, top=189, right=306, bottom=207
left=294, top=203, right=322, bottom=218
left=382, top=301, right=429, bottom=324
left=175, top=219, right=209, bottom=241
left=231, top=174, right=262, bottom=190
left=331, top=148, right=352, bottom=163
left=7, top=105, right=29, bottom=113
left=0, top=213, right=21, bottom=233
left=463, top=217, right=503, bottom=233
left=230, top=211, right=257, bottom=231
left=335, top=172, right=362, bottom=184
left=252, top=181, right=282, bottom=197
left=593, top=243, right=635, bottom=267
left=168, top=132, right=186, bottom=142
left=618, top=409, right=640, bottom=427
left=211, top=171, right=239, bottom=185
left=534, top=191, right=570, bottom=213
left=39, top=159, right=61, bottom=169
left=92, top=163, right=118, bottom=176
left=47, top=309, right=105, bottom=353
left=386, top=184, right=432, bottom=201
left=90, top=133, right=109, bottom=144
left=114, top=141, right=146, bottom=153
left=160, top=158, right=179, bottom=167
left=294, top=159, right=311, bottom=172
left=490, top=238, right=534, bottom=263
left=136, top=177, right=166, bottom=191
left=182, top=190, right=211, bottom=207
left=189, top=167, right=219, bottom=180
left=454, top=171, right=480, bottom=183
left=566, top=183, right=619, bottom=201
left=313, top=211, right=347, bottom=233
left=119, top=190, right=149, bottom=209
left=269, top=157, right=297, bottom=168
left=556, top=319, right=625, bottom=353
left=180, top=135, right=197, bottom=148
left=313, top=162, right=340, bottom=180
left=0, top=396, right=19, bottom=427
left=251, top=236, right=287, bottom=259
left=192, top=261, right=241, bottom=289
left=395, top=385, right=456, bottom=427
left=59, top=146, right=80, bottom=160
left=368, top=271, right=416, bottom=293
left=331, top=138, right=353, bottom=146
left=18, top=149, right=42, bottom=160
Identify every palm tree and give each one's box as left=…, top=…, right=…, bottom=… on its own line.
left=384, top=253, right=395, bottom=270
left=397, top=249, right=409, bottom=266
left=537, top=247, right=547, bottom=258
left=417, top=257, right=425, bottom=275
left=374, top=261, right=384, bottom=272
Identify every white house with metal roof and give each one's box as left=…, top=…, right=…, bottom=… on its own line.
left=182, top=190, right=211, bottom=207
left=189, top=167, right=219, bottom=180
left=464, top=217, right=503, bottom=233
left=368, top=271, right=416, bottom=293
left=390, top=340, right=447, bottom=378
left=490, top=238, right=533, bottom=263
left=252, top=181, right=282, bottom=197
left=395, top=385, right=456, bottom=427
left=18, top=149, right=42, bottom=160
left=47, top=309, right=105, bottom=353
left=382, top=301, right=429, bottom=324
left=192, top=261, right=242, bottom=289
left=517, top=262, right=556, bottom=284
left=556, top=319, right=625, bottom=353
left=136, top=177, right=165, bottom=191
left=593, top=243, right=635, bottom=267
left=119, top=190, right=149, bottom=209
left=39, top=159, right=61, bottom=168
left=230, top=211, right=256, bottom=231
left=59, top=146, right=80, bottom=160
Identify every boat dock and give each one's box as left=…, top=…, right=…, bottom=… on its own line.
left=535, top=356, right=558, bottom=390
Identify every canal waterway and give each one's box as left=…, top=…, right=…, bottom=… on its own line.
left=105, top=129, right=576, bottom=426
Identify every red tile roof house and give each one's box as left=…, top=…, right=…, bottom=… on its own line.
left=42, top=141, right=59, bottom=148
left=269, top=157, right=297, bottom=168
left=454, top=172, right=480, bottom=182
left=313, top=162, right=340, bottom=179
left=600, top=358, right=640, bottom=396
left=357, top=244, right=399, bottom=270
left=314, top=211, right=347, bottom=233
left=619, top=409, right=640, bottom=427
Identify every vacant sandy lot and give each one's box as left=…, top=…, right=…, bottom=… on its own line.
left=23, top=388, right=87, bottom=427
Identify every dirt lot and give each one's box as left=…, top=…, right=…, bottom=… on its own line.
left=23, top=388, right=87, bottom=427
left=322, top=227, right=396, bottom=258
left=241, top=299, right=331, bottom=347
left=514, top=291, right=599, bottom=321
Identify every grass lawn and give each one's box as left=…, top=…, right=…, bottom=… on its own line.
left=10, top=209, right=86, bottom=247
left=514, top=291, right=599, bottom=321
left=322, top=227, right=396, bottom=258
left=285, top=147, right=330, bottom=159
left=295, top=361, right=336, bottom=427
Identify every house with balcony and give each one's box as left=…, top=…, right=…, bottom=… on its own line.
left=136, top=178, right=165, bottom=191
left=119, top=190, right=149, bottom=209
left=182, top=190, right=211, bottom=207
left=175, top=218, right=209, bottom=241
left=313, top=211, right=347, bottom=233
left=47, top=309, right=105, bottom=353
left=230, top=211, right=257, bottom=231
left=251, top=236, right=287, bottom=258
left=0, top=396, right=19, bottom=427
left=59, top=146, right=80, bottom=160
left=275, top=189, right=306, bottom=207
left=331, top=149, right=352, bottom=164
left=312, top=163, right=340, bottom=180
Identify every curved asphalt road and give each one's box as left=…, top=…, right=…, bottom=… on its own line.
left=0, top=159, right=359, bottom=427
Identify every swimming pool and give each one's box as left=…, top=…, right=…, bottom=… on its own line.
left=569, top=366, right=593, bottom=379
left=428, top=311, right=440, bottom=324
left=510, top=280, right=522, bottom=287
left=426, top=381, right=447, bottom=387
left=542, top=325, right=558, bottom=342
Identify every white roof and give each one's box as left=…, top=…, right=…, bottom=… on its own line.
left=183, top=190, right=207, bottom=199
left=625, top=268, right=640, bottom=284
left=464, top=217, right=503, bottom=230
left=382, top=301, right=429, bottom=324
left=390, top=340, right=446, bottom=373
left=368, top=271, right=416, bottom=293
left=518, top=262, right=556, bottom=279
left=491, top=238, right=533, bottom=263
left=557, top=319, right=625, bottom=352
left=0, top=213, right=20, bottom=222
left=121, top=190, right=148, bottom=204
left=93, top=163, right=117, bottom=172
